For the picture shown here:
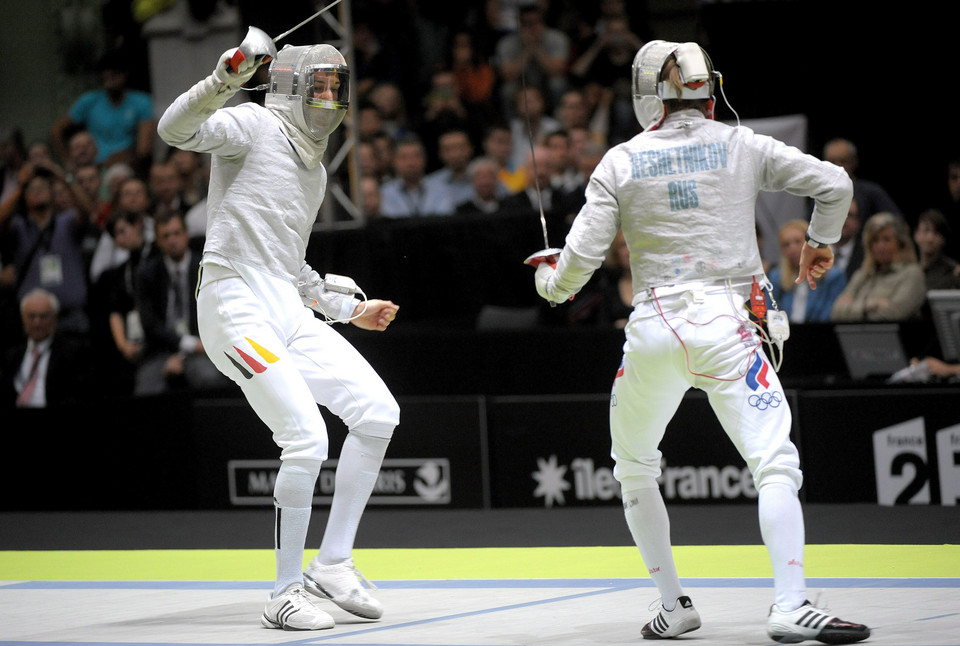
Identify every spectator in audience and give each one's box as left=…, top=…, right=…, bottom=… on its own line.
left=831, top=212, right=926, bottom=322
left=26, top=141, right=60, bottom=170
left=0, top=127, right=26, bottom=208
left=554, top=88, right=609, bottom=147
left=914, top=208, right=960, bottom=290
left=50, top=172, right=88, bottom=218
left=379, top=135, right=438, bottom=218
left=544, top=129, right=579, bottom=193
left=0, top=167, right=91, bottom=336
left=419, top=69, right=478, bottom=171
left=937, top=156, right=960, bottom=259
left=1, top=287, right=92, bottom=408
left=832, top=197, right=864, bottom=280
left=370, top=130, right=396, bottom=182
left=368, top=82, right=411, bottom=140
left=100, top=208, right=154, bottom=396
left=554, top=88, right=590, bottom=132
left=51, top=49, right=155, bottom=174
left=360, top=175, right=383, bottom=219
left=166, top=148, right=207, bottom=211
left=823, top=138, right=901, bottom=219
left=556, top=228, right=634, bottom=328
left=73, top=163, right=106, bottom=222
left=494, top=4, right=571, bottom=119
left=455, top=156, right=505, bottom=216
left=148, top=161, right=185, bottom=220
left=356, top=103, right=386, bottom=141
left=135, top=212, right=228, bottom=396
left=481, top=122, right=525, bottom=194
left=581, top=81, right=618, bottom=144
left=93, top=163, right=136, bottom=228
left=64, top=130, right=100, bottom=178
left=499, top=144, right=565, bottom=240
left=569, top=14, right=642, bottom=144
left=352, top=18, right=398, bottom=100
left=449, top=30, right=497, bottom=120
left=508, top=85, right=561, bottom=173
left=554, top=139, right=608, bottom=232
left=89, top=176, right=154, bottom=285
left=769, top=220, right=846, bottom=323
left=422, top=129, right=476, bottom=215
left=357, top=140, right=381, bottom=182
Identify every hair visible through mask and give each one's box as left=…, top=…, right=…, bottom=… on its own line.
left=660, top=55, right=710, bottom=117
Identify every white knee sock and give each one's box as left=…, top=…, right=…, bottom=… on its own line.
left=758, top=482, right=807, bottom=610
left=623, top=487, right=685, bottom=609
left=272, top=460, right=320, bottom=598
left=317, top=429, right=390, bottom=564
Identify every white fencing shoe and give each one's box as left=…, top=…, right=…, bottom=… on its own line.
left=260, top=583, right=335, bottom=630
left=303, top=557, right=384, bottom=619
left=767, top=600, right=871, bottom=644
left=641, top=596, right=701, bottom=639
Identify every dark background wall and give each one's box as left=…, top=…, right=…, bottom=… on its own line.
left=696, top=0, right=958, bottom=226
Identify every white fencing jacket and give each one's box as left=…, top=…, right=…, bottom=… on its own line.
left=541, top=110, right=853, bottom=304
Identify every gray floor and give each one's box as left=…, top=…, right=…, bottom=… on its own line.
left=1, top=578, right=958, bottom=645
left=1, top=505, right=958, bottom=646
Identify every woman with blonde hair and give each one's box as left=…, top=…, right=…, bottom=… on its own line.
left=831, top=211, right=926, bottom=321
left=769, top=219, right=846, bottom=322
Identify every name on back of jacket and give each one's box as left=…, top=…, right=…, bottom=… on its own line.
left=629, top=142, right=729, bottom=211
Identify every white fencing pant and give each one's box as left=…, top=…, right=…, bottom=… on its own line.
left=610, top=284, right=801, bottom=495
left=612, top=283, right=807, bottom=607
left=197, top=264, right=399, bottom=462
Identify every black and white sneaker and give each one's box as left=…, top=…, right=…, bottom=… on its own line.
left=767, top=600, right=871, bottom=644
left=261, top=583, right=335, bottom=630
left=303, top=557, right=383, bottom=619
left=641, top=596, right=702, bottom=639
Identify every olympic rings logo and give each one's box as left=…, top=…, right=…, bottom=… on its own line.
left=748, top=391, right=782, bottom=410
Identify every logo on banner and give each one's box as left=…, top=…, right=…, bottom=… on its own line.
left=228, top=458, right=452, bottom=506
left=873, top=418, right=960, bottom=506
left=532, top=455, right=620, bottom=507
left=658, top=459, right=758, bottom=500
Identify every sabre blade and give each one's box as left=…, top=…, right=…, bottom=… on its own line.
left=272, top=0, right=345, bottom=43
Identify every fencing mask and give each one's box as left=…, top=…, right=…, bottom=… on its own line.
left=632, top=40, right=716, bottom=131
left=265, top=44, right=350, bottom=141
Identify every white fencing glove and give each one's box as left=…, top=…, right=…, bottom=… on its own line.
left=212, top=47, right=261, bottom=91
left=298, top=265, right=361, bottom=323
left=534, top=262, right=558, bottom=302
left=159, top=44, right=267, bottom=146
left=184, top=48, right=261, bottom=115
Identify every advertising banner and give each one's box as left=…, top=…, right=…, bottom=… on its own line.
left=191, top=396, right=488, bottom=509
left=797, top=388, right=960, bottom=505
left=486, top=391, right=798, bottom=508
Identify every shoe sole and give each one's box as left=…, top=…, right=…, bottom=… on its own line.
left=641, top=616, right=701, bottom=639
left=260, top=613, right=335, bottom=631
left=769, top=621, right=871, bottom=644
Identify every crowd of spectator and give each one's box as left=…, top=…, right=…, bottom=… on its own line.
left=1, top=0, right=958, bottom=407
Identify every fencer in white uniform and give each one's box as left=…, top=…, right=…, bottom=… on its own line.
left=158, top=36, right=399, bottom=630
left=531, top=41, right=870, bottom=644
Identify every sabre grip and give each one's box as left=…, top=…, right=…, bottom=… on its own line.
left=228, top=49, right=247, bottom=73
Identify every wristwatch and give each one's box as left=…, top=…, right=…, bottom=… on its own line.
left=805, top=232, right=828, bottom=248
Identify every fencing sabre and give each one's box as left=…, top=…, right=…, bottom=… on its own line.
left=227, top=0, right=346, bottom=73
left=517, top=9, right=562, bottom=302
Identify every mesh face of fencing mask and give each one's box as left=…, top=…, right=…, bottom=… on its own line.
left=265, top=44, right=350, bottom=141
